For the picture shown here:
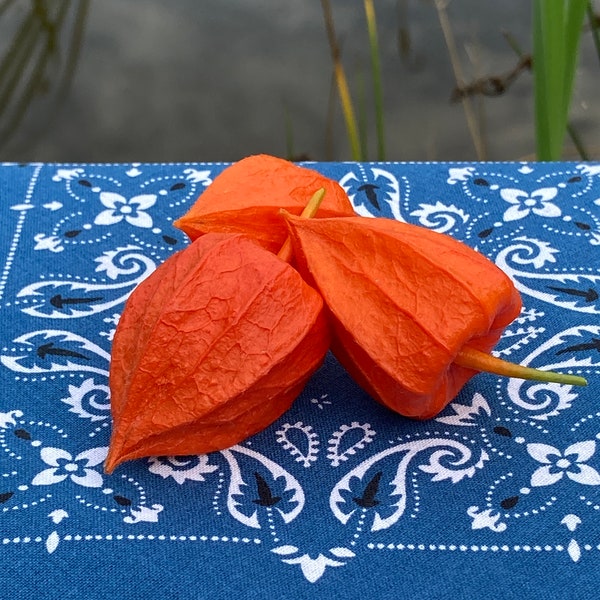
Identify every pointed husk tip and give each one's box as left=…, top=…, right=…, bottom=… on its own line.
left=104, top=440, right=124, bottom=474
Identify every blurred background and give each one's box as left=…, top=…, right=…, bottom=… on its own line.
left=1, top=0, right=599, bottom=163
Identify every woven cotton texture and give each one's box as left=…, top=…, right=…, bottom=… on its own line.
left=0, top=161, right=598, bottom=599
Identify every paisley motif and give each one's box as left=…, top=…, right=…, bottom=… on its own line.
left=275, top=422, right=319, bottom=468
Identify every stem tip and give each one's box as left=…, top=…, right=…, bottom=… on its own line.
left=456, top=346, right=587, bottom=387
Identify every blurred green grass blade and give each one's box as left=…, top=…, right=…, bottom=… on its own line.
left=0, top=10, right=41, bottom=117
left=55, top=0, right=90, bottom=104
left=364, top=0, right=385, bottom=160
left=357, top=69, right=369, bottom=161
left=533, top=0, right=587, bottom=160
left=321, top=0, right=363, bottom=161
left=332, top=55, right=363, bottom=161
left=1, top=1, right=70, bottom=143
left=563, top=1, right=587, bottom=119
left=533, top=0, right=563, bottom=159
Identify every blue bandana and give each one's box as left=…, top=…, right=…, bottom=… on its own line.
left=1, top=161, right=598, bottom=598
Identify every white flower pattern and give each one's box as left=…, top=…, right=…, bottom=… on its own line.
left=31, top=447, right=108, bottom=488
left=501, top=187, right=561, bottom=221
left=94, top=192, right=156, bottom=228
left=527, top=441, right=600, bottom=487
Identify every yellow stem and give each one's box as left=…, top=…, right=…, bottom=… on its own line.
left=277, top=188, right=326, bottom=263
left=455, top=346, right=587, bottom=387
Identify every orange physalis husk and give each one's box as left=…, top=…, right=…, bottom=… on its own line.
left=104, top=232, right=329, bottom=473
left=283, top=214, right=524, bottom=420
left=174, top=154, right=356, bottom=253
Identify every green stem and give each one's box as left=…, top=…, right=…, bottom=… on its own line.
left=455, top=346, right=587, bottom=387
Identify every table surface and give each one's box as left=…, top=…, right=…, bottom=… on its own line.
left=1, top=160, right=599, bottom=599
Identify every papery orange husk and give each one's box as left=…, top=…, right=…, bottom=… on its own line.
left=283, top=214, right=523, bottom=419
left=105, top=233, right=329, bottom=472
left=174, top=154, right=356, bottom=253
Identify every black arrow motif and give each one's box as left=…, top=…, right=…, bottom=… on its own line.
left=50, top=294, right=103, bottom=309
left=252, top=472, right=281, bottom=507
left=37, top=343, right=90, bottom=361
left=353, top=471, right=383, bottom=508
left=548, top=285, right=598, bottom=303
left=556, top=338, right=600, bottom=356
left=357, top=184, right=381, bottom=210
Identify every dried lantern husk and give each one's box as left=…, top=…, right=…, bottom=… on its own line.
left=174, top=154, right=356, bottom=253
left=283, top=214, right=523, bottom=419
left=105, top=232, right=329, bottom=472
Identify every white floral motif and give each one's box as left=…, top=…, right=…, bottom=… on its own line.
left=34, top=233, right=64, bottom=252
left=410, top=201, right=469, bottom=233
left=49, top=509, right=69, bottom=524
left=183, top=168, right=212, bottom=184
left=272, top=545, right=354, bottom=583
left=0, top=409, right=23, bottom=428
left=467, top=506, right=507, bottom=533
left=93, top=246, right=156, bottom=281
left=31, top=446, right=108, bottom=488
left=61, top=378, right=111, bottom=421
left=446, top=166, right=475, bottom=184
left=99, top=313, right=121, bottom=341
left=94, top=192, right=156, bottom=228
left=148, top=455, right=218, bottom=484
left=331, top=438, right=487, bottom=532
left=436, top=393, right=491, bottom=427
left=500, top=187, right=561, bottom=222
left=527, top=441, right=600, bottom=487
left=52, top=167, right=84, bottom=181
left=123, top=504, right=164, bottom=524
